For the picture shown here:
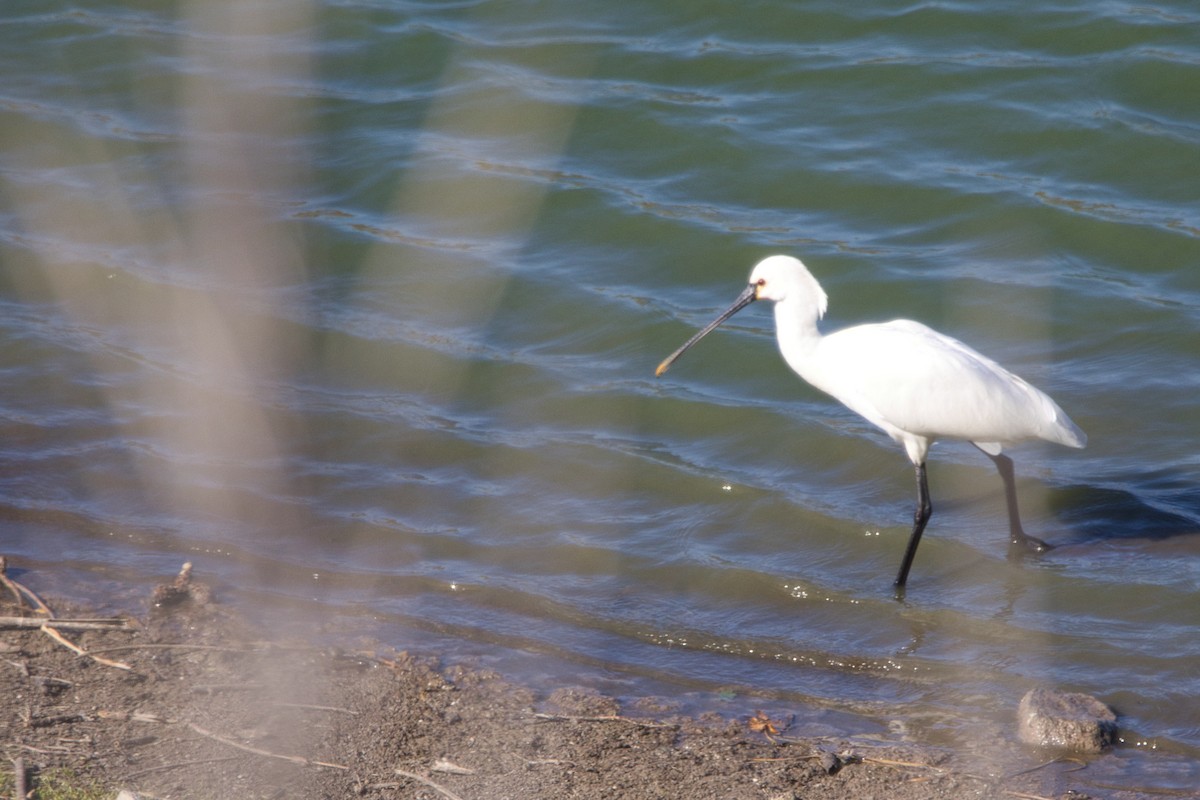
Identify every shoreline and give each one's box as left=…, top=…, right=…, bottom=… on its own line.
left=0, top=566, right=1142, bottom=799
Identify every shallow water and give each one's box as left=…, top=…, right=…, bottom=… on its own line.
left=2, top=1, right=1198, bottom=794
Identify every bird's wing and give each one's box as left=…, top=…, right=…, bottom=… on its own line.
left=814, top=320, right=1072, bottom=446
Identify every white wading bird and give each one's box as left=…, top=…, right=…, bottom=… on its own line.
left=656, top=255, right=1086, bottom=589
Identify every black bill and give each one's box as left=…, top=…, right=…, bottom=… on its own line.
left=655, top=282, right=757, bottom=377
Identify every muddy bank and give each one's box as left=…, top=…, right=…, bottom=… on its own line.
left=0, top=568, right=1117, bottom=799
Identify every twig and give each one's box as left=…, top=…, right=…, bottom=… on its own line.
left=0, top=556, right=52, bottom=615
left=29, top=713, right=87, bottom=728
left=19, top=743, right=79, bottom=756
left=530, top=712, right=678, bottom=729
left=430, top=759, right=475, bottom=775
left=185, top=721, right=349, bottom=771
left=40, top=624, right=132, bottom=670
left=87, top=643, right=250, bottom=655
left=1004, top=756, right=1083, bottom=778
left=33, top=675, right=73, bottom=691
left=0, top=556, right=23, bottom=608
left=395, top=769, right=467, bottom=800
left=4, top=658, right=29, bottom=677
left=862, top=755, right=946, bottom=772
left=40, top=624, right=92, bottom=656
left=98, top=710, right=173, bottom=724
left=12, top=756, right=26, bottom=800
left=273, top=702, right=358, bottom=716
left=1082, top=785, right=1200, bottom=797
left=13, top=581, right=51, bottom=616
left=0, top=616, right=131, bottom=631
left=124, top=755, right=241, bottom=780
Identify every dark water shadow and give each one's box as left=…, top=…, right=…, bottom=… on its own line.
left=1051, top=471, right=1200, bottom=544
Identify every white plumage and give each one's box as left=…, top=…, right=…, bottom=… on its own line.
left=657, top=255, right=1086, bottom=589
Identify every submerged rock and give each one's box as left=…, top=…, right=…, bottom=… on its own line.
left=1017, top=688, right=1117, bottom=753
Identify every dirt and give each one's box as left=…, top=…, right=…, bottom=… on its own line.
left=0, top=571, right=1107, bottom=799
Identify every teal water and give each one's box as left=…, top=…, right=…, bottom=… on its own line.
left=2, top=1, right=1198, bottom=794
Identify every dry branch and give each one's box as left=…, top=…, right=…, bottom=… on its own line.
left=186, top=721, right=349, bottom=771
left=395, top=769, right=468, bottom=800
left=0, top=555, right=51, bottom=615
left=12, top=756, right=26, bottom=800
left=273, top=702, right=358, bottom=715
left=0, top=616, right=131, bottom=631
left=40, top=624, right=132, bottom=670
left=0, top=559, right=22, bottom=608
left=124, top=756, right=241, bottom=781
left=87, top=643, right=251, bottom=655
left=531, top=712, right=678, bottom=729
left=29, top=712, right=88, bottom=728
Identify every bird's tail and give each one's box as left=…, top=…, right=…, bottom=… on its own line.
left=1043, top=404, right=1087, bottom=449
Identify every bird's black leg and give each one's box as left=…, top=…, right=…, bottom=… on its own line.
left=984, top=451, right=1052, bottom=554
left=894, top=462, right=932, bottom=590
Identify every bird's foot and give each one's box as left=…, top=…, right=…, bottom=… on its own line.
left=1009, top=532, right=1054, bottom=554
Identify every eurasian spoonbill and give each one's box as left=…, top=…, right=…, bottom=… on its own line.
left=656, top=255, right=1086, bottom=589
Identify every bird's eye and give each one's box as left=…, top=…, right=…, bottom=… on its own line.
left=756, top=278, right=766, bottom=286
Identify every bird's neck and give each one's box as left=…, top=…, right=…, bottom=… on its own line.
left=773, top=299, right=822, bottom=377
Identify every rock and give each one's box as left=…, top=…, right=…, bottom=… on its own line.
left=151, top=562, right=213, bottom=608
left=817, top=750, right=843, bottom=775
left=1017, top=688, right=1117, bottom=753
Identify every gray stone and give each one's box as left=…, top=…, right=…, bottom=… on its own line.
left=1017, top=688, right=1117, bottom=753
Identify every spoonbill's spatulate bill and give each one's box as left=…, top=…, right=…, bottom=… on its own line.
left=656, top=255, right=1086, bottom=589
